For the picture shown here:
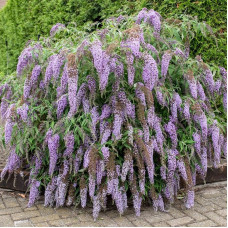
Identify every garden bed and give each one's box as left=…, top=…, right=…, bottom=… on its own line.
left=0, top=160, right=227, bottom=192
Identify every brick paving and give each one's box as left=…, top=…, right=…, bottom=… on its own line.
left=0, top=181, right=226, bottom=227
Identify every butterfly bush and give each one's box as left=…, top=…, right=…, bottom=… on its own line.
left=50, top=23, right=66, bottom=37
left=0, top=8, right=226, bottom=221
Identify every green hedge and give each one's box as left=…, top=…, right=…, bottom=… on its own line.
left=0, top=0, right=226, bottom=75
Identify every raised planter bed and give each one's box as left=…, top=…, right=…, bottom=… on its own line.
left=0, top=160, right=227, bottom=192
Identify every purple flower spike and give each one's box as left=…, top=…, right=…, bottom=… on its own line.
left=50, top=23, right=65, bottom=37
left=135, top=83, right=146, bottom=106
left=211, top=122, right=221, bottom=168
left=28, top=179, right=40, bottom=207
left=193, top=132, right=201, bottom=157
left=126, top=52, right=135, bottom=86
left=17, top=44, right=41, bottom=77
left=5, top=120, right=15, bottom=145
left=44, top=55, right=56, bottom=87
left=193, top=109, right=207, bottom=141
left=136, top=8, right=148, bottom=24
left=144, top=9, right=161, bottom=34
left=142, top=53, right=158, bottom=91
left=101, top=146, right=110, bottom=162
left=91, top=107, right=99, bottom=140
left=185, top=190, right=194, bottom=209
left=161, top=51, right=172, bottom=78
left=203, top=65, right=215, bottom=94
left=57, top=94, right=68, bottom=119
left=165, top=119, right=178, bottom=148
left=223, top=92, right=227, bottom=111
left=133, top=192, right=142, bottom=217
left=23, top=78, right=31, bottom=100
left=154, top=194, right=165, bottom=212
left=177, top=159, right=187, bottom=181
left=48, top=134, right=60, bottom=176
left=17, top=103, right=29, bottom=122
left=57, top=63, right=69, bottom=99
left=183, top=100, right=190, bottom=121
left=112, top=109, right=123, bottom=141
left=44, top=177, right=57, bottom=207
left=93, top=195, right=101, bottom=221
left=90, top=40, right=103, bottom=75
left=67, top=74, right=78, bottom=118
left=99, top=51, right=111, bottom=91
left=53, top=54, right=64, bottom=81
left=87, top=75, right=96, bottom=97
left=214, top=80, right=221, bottom=93
left=80, top=187, right=88, bottom=208
left=1, top=146, right=21, bottom=181
left=100, top=104, right=112, bottom=121
left=121, top=39, right=141, bottom=58
left=30, top=65, right=41, bottom=88
left=74, top=146, right=84, bottom=173
left=63, top=132, right=74, bottom=158
left=174, top=48, right=185, bottom=59
left=197, top=82, right=206, bottom=101
left=155, top=88, right=165, bottom=106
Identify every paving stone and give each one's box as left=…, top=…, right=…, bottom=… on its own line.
left=48, top=219, right=65, bottom=226
left=167, top=207, right=185, bottom=218
left=201, top=189, right=222, bottom=198
left=145, top=213, right=173, bottom=224
left=96, top=213, right=118, bottom=227
left=132, top=218, right=151, bottom=227
left=55, top=207, right=75, bottom=218
left=183, top=209, right=207, bottom=221
left=104, top=210, right=119, bottom=218
left=23, top=206, right=38, bottom=211
left=61, top=217, right=80, bottom=226
left=0, top=181, right=226, bottom=227
left=112, top=216, right=134, bottom=227
left=37, top=205, right=56, bottom=215
left=195, top=196, right=212, bottom=206
left=125, top=213, right=138, bottom=222
left=12, top=210, right=41, bottom=221
left=215, top=208, right=227, bottom=217
left=194, top=203, right=221, bottom=213
left=34, top=222, right=49, bottom=227
left=167, top=216, right=193, bottom=226
left=153, top=221, right=170, bottom=227
left=70, top=221, right=100, bottom=227
left=30, top=214, right=60, bottom=224
left=205, top=211, right=227, bottom=226
left=97, top=218, right=118, bottom=227
left=0, top=215, right=14, bottom=227
left=0, top=207, right=22, bottom=215
left=3, top=197, right=20, bottom=208
left=14, top=219, right=33, bottom=227
left=77, top=212, right=94, bottom=222
left=213, top=198, right=227, bottom=208
left=187, top=220, right=217, bottom=227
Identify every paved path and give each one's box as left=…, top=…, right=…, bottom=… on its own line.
left=0, top=181, right=227, bottom=227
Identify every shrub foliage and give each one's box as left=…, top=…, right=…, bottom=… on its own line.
left=0, top=8, right=227, bottom=219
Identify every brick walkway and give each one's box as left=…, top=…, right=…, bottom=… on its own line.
left=0, top=181, right=226, bottom=227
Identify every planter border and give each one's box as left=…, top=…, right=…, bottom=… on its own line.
left=0, top=160, right=227, bottom=192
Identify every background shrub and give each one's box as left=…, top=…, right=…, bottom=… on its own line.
left=0, top=0, right=226, bottom=75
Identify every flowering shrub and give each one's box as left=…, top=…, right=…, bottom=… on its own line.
left=0, top=8, right=227, bottom=220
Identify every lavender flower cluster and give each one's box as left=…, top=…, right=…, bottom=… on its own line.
left=0, top=7, right=226, bottom=221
